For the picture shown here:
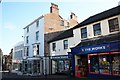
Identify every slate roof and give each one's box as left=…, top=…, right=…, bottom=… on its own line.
left=48, top=28, right=73, bottom=43
left=76, top=32, right=120, bottom=47
left=73, top=5, right=120, bottom=29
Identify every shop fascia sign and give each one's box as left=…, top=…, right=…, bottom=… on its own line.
left=52, top=55, right=68, bottom=59
left=82, top=44, right=110, bottom=53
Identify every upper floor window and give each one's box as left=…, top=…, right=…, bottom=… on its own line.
left=63, top=40, right=68, bottom=49
left=37, top=45, right=39, bottom=55
left=36, top=31, right=39, bottom=40
left=93, top=23, right=101, bottom=36
left=27, top=27, right=29, bottom=32
left=26, top=47, right=29, bottom=56
left=26, top=36, right=29, bottom=44
left=24, top=47, right=29, bottom=56
left=60, top=20, right=64, bottom=26
left=81, top=27, right=87, bottom=39
left=36, top=21, right=39, bottom=27
left=52, top=43, right=56, bottom=51
left=108, top=18, right=119, bottom=32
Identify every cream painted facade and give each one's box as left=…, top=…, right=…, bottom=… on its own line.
left=74, top=14, right=120, bottom=70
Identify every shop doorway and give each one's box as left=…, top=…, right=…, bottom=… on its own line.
left=76, top=54, right=88, bottom=77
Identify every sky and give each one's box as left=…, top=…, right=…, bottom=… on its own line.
left=0, top=0, right=120, bottom=55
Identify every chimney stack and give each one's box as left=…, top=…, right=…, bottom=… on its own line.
left=70, top=12, right=77, bottom=21
left=50, top=3, right=59, bottom=15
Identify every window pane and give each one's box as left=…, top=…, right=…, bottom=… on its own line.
left=60, top=20, right=64, bottom=26
left=63, top=40, right=68, bottom=49
left=93, top=23, right=101, bottom=36
left=81, top=27, right=87, bottom=38
left=108, top=18, right=119, bottom=32
left=36, top=21, right=39, bottom=27
left=52, top=43, right=56, bottom=51
left=81, top=33, right=87, bottom=38
left=27, top=27, right=29, bottom=32
left=36, top=31, right=39, bottom=40
left=26, top=36, right=29, bottom=44
left=37, top=45, right=39, bottom=55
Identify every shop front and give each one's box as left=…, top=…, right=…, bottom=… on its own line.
left=22, top=57, right=44, bottom=75
left=51, top=55, right=71, bottom=74
left=71, top=41, right=120, bottom=78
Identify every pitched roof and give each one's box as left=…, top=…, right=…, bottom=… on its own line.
left=73, top=5, right=120, bottom=29
left=48, top=28, right=73, bottom=43
left=48, top=5, right=120, bottom=43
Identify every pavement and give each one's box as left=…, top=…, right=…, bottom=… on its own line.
left=1, top=72, right=119, bottom=80
left=1, top=72, right=85, bottom=80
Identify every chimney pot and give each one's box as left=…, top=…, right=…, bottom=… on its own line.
left=50, top=3, right=59, bottom=15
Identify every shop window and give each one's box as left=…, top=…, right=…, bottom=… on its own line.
left=99, top=54, right=110, bottom=74
left=108, top=18, right=119, bottom=32
left=58, top=60, right=70, bottom=72
left=81, top=27, right=87, bottom=39
left=63, top=40, right=68, bottom=49
left=111, top=53, right=120, bottom=76
left=90, top=55, right=99, bottom=73
left=93, top=23, right=101, bottom=36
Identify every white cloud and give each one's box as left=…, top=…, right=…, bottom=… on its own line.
left=4, top=22, right=17, bottom=31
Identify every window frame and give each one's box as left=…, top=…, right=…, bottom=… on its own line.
left=93, top=23, right=101, bottom=36
left=36, top=20, right=39, bottom=27
left=26, top=36, right=29, bottom=44
left=27, top=27, right=29, bottom=33
left=52, top=43, right=56, bottom=51
left=63, top=40, right=68, bottom=49
left=108, top=18, right=119, bottom=33
left=81, top=27, right=87, bottom=39
left=36, top=31, right=39, bottom=41
left=60, top=20, right=64, bottom=26
left=26, top=47, right=29, bottom=56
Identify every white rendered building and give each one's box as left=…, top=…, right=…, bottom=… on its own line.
left=12, top=41, right=24, bottom=75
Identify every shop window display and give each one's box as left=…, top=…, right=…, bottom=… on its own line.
left=89, top=55, right=99, bottom=73
left=58, top=60, right=70, bottom=72
left=111, top=53, right=120, bottom=75
left=99, top=54, right=110, bottom=74
left=89, top=52, right=120, bottom=76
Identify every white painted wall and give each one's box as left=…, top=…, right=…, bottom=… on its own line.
left=24, top=17, right=44, bottom=58
left=73, top=15, right=120, bottom=41
left=50, top=37, right=76, bottom=56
